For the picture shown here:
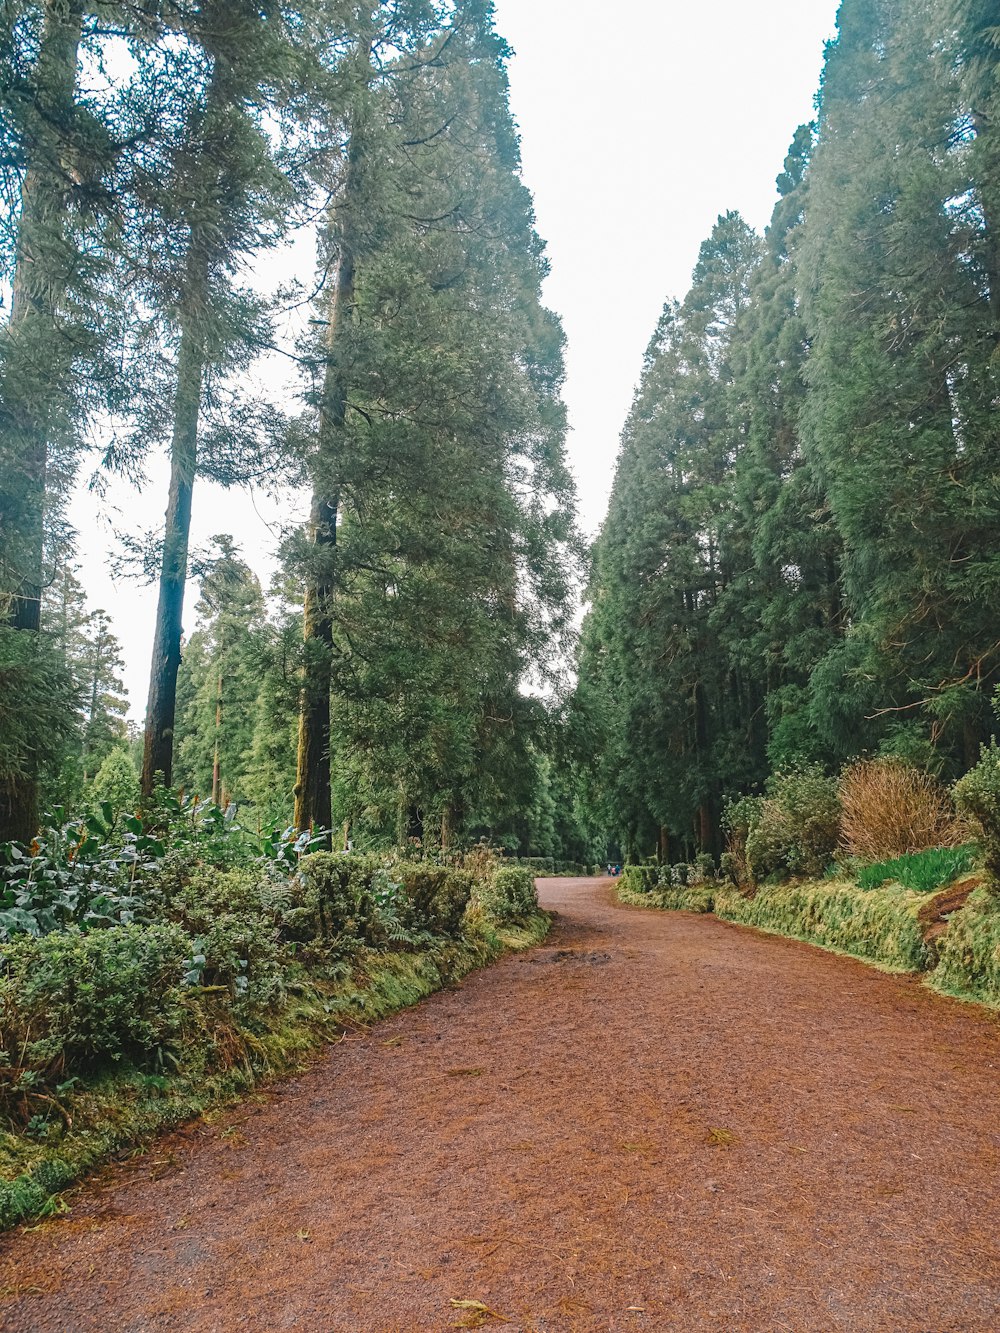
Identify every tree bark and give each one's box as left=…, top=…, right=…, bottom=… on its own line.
left=294, top=91, right=366, bottom=836
left=141, top=262, right=207, bottom=796
left=211, top=672, right=223, bottom=805
left=658, top=824, right=670, bottom=865
left=0, top=0, right=84, bottom=842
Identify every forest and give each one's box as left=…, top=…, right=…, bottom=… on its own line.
left=577, top=0, right=1000, bottom=864
left=4, top=0, right=1000, bottom=1254
left=1, top=0, right=586, bottom=862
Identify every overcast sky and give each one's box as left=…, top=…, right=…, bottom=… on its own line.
left=69, top=0, right=841, bottom=717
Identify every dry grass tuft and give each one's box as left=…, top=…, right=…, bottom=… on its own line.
left=839, top=759, right=966, bottom=861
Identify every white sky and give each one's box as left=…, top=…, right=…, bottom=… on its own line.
left=69, top=0, right=840, bottom=718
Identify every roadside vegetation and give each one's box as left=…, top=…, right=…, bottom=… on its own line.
left=0, top=804, right=547, bottom=1230
left=618, top=752, right=1000, bottom=1008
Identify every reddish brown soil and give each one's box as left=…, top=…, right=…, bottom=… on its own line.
left=918, top=875, right=981, bottom=945
left=3, top=877, right=1000, bottom=1332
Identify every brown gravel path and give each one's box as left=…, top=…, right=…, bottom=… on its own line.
left=3, top=877, right=1000, bottom=1332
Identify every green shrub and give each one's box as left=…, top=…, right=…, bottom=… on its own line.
left=722, top=795, right=763, bottom=887
left=745, top=769, right=841, bottom=883
left=0, top=924, right=192, bottom=1074
left=857, top=845, right=977, bottom=894
left=928, top=887, right=1000, bottom=1006
left=89, top=747, right=140, bottom=814
left=297, top=852, right=382, bottom=942
left=714, top=880, right=927, bottom=971
left=393, top=864, right=473, bottom=937
left=485, top=867, right=538, bottom=921
left=691, top=853, right=715, bottom=884
left=187, top=913, right=285, bottom=1012
left=654, top=885, right=714, bottom=913
left=955, top=742, right=1000, bottom=888
left=619, top=865, right=655, bottom=894
left=617, top=875, right=713, bottom=913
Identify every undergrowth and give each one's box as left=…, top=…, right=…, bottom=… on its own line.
left=0, top=912, right=549, bottom=1230
left=616, top=878, right=714, bottom=914
left=926, top=888, right=1000, bottom=1008
left=856, top=845, right=977, bottom=894
left=713, top=881, right=928, bottom=972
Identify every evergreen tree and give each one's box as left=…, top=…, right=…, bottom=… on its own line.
left=0, top=0, right=114, bottom=837
left=798, top=0, right=1000, bottom=767
left=295, top=0, right=579, bottom=842
left=136, top=0, right=320, bottom=796
left=580, top=213, right=762, bottom=859
left=174, top=537, right=265, bottom=804
left=714, top=125, right=844, bottom=772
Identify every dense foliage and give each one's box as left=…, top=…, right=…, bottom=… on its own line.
left=577, top=0, right=1000, bottom=863
left=0, top=0, right=584, bottom=860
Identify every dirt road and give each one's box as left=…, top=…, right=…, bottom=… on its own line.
left=2, top=877, right=999, bottom=1331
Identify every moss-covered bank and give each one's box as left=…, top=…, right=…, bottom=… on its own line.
left=926, top=887, right=1000, bottom=1008
left=712, top=880, right=929, bottom=972
left=616, top=878, right=714, bottom=914
left=0, top=913, right=549, bottom=1231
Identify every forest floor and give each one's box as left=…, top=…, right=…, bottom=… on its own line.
left=2, top=877, right=999, bottom=1332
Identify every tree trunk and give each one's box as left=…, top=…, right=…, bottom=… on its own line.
left=141, top=273, right=207, bottom=796
left=658, top=824, right=669, bottom=865
left=211, top=672, right=223, bottom=805
left=294, top=106, right=365, bottom=836
left=971, top=110, right=1000, bottom=338
left=0, top=0, right=84, bottom=842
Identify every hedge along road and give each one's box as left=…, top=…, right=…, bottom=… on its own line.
left=2, top=878, right=1000, bottom=1333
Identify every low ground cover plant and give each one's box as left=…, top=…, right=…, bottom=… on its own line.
left=857, top=845, right=977, bottom=894
left=928, top=887, right=1000, bottom=1006
left=714, top=879, right=928, bottom=972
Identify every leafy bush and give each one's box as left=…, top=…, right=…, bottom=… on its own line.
left=0, top=924, right=192, bottom=1076
left=298, top=855, right=474, bottom=943
left=840, top=759, right=963, bottom=861
left=89, top=747, right=140, bottom=815
left=617, top=874, right=713, bottom=913
left=298, top=852, right=383, bottom=942
left=722, top=795, right=763, bottom=887
left=0, top=808, right=155, bottom=940
left=164, top=868, right=290, bottom=1010
left=857, top=845, right=977, bottom=894
left=691, top=853, right=715, bottom=884
left=484, top=867, right=538, bottom=922
left=719, top=851, right=739, bottom=884
left=954, top=741, right=1000, bottom=888
left=744, top=769, right=841, bottom=883
left=619, top=865, right=655, bottom=894
left=394, top=865, right=473, bottom=937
